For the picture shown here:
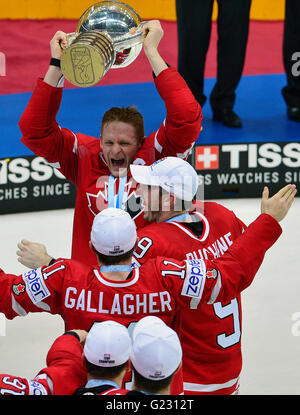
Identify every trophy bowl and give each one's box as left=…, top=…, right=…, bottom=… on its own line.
left=61, top=1, right=144, bottom=87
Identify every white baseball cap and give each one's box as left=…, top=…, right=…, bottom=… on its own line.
left=130, top=317, right=182, bottom=380
left=130, top=157, right=198, bottom=201
left=84, top=320, right=131, bottom=367
left=91, top=208, right=137, bottom=256
left=131, top=316, right=168, bottom=339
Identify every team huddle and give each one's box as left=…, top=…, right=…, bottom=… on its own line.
left=0, top=20, right=297, bottom=396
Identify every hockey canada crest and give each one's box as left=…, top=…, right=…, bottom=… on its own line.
left=87, top=177, right=144, bottom=220
left=12, top=283, right=26, bottom=295
left=206, top=269, right=218, bottom=279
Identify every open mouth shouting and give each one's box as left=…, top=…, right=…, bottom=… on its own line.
left=111, top=158, right=126, bottom=168
left=109, top=157, right=128, bottom=177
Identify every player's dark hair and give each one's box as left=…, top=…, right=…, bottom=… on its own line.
left=94, top=247, right=135, bottom=265
left=84, top=357, right=128, bottom=378
left=101, top=106, right=145, bottom=144
left=132, top=368, right=174, bottom=394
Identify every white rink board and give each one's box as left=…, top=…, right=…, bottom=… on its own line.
left=0, top=198, right=299, bottom=395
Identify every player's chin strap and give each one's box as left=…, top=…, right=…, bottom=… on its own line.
left=100, top=265, right=132, bottom=272
left=165, top=212, right=190, bottom=223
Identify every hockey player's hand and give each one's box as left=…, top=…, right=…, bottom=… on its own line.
left=69, top=330, right=88, bottom=347
left=141, top=20, right=167, bottom=77
left=17, top=240, right=53, bottom=269
left=142, top=20, right=164, bottom=52
left=50, top=30, right=68, bottom=59
left=261, top=184, right=297, bottom=222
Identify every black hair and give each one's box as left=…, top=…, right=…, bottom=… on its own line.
left=84, top=358, right=128, bottom=379
left=132, top=368, right=174, bottom=394
left=94, top=247, right=135, bottom=265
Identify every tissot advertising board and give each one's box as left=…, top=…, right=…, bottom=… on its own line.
left=192, top=142, right=300, bottom=199
left=1, top=143, right=299, bottom=215
left=0, top=155, right=76, bottom=214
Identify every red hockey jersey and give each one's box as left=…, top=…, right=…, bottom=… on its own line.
left=0, top=375, right=50, bottom=396
left=0, top=214, right=280, bottom=394
left=0, top=334, right=86, bottom=395
left=133, top=202, right=254, bottom=394
left=19, top=67, right=202, bottom=266
left=0, top=214, right=280, bottom=330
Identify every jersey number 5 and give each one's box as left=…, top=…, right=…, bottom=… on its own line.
left=213, top=298, right=241, bottom=348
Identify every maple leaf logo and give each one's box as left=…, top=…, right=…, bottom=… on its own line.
left=86, top=178, right=144, bottom=219
left=206, top=269, right=218, bottom=279
left=12, top=283, right=26, bottom=296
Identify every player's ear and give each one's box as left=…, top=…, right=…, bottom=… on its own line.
left=128, top=360, right=133, bottom=371
left=174, top=361, right=182, bottom=375
left=169, top=193, right=176, bottom=210
left=162, top=192, right=174, bottom=211
left=125, top=360, right=131, bottom=372
left=89, top=241, right=96, bottom=253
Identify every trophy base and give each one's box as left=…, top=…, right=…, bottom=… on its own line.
left=61, top=31, right=115, bottom=87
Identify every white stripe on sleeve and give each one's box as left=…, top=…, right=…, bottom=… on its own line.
left=207, top=272, right=222, bottom=304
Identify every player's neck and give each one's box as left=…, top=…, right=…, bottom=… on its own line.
left=157, top=210, right=192, bottom=223
left=133, top=382, right=170, bottom=395
left=87, top=373, right=123, bottom=388
left=101, top=272, right=128, bottom=281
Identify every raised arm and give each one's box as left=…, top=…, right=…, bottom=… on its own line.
left=143, top=21, right=202, bottom=160
left=18, top=31, right=80, bottom=183
left=0, top=260, right=67, bottom=320
left=43, top=31, right=67, bottom=87
left=142, top=20, right=168, bottom=77
left=207, top=181, right=297, bottom=300
left=161, top=184, right=297, bottom=307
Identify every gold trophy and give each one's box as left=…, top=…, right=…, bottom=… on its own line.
left=61, top=1, right=144, bottom=87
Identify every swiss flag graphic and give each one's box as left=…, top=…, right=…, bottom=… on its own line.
left=195, top=146, right=219, bottom=170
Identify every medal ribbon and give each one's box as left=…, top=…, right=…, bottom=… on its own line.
left=108, top=174, right=127, bottom=209
left=100, top=265, right=132, bottom=272
left=165, top=212, right=190, bottom=223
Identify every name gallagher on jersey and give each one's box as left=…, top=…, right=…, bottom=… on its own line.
left=64, top=288, right=173, bottom=315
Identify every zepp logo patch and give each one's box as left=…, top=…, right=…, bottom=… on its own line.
left=22, top=268, right=50, bottom=305
left=181, top=259, right=206, bottom=308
